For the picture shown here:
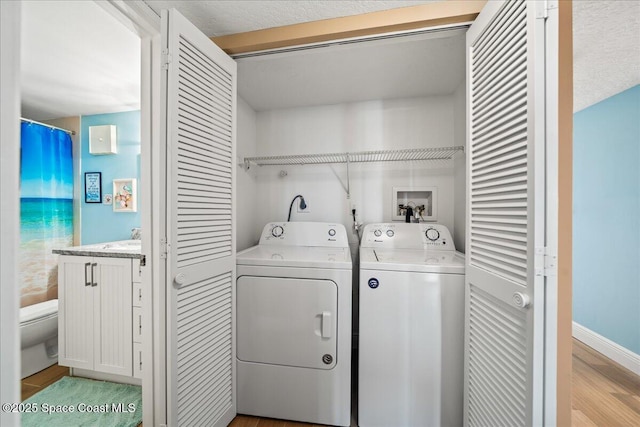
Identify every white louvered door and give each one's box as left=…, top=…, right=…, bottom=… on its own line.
left=465, top=1, right=547, bottom=426
left=161, top=9, right=236, bottom=427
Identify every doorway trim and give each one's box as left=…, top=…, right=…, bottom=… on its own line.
left=94, top=1, right=163, bottom=426
left=210, top=1, right=572, bottom=425
left=212, top=0, right=487, bottom=55
left=0, top=2, right=22, bottom=426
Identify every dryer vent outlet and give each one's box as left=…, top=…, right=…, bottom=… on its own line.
left=298, top=199, right=310, bottom=213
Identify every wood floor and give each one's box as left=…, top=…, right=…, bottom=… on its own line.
left=571, top=339, right=640, bottom=427
left=21, top=363, right=68, bottom=401
left=22, top=338, right=640, bottom=427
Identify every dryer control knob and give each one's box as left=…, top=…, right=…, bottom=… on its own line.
left=271, top=225, right=284, bottom=237
left=328, top=228, right=336, bottom=236
left=386, top=230, right=395, bottom=237
left=374, top=229, right=382, bottom=237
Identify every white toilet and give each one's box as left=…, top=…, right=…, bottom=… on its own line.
left=20, top=299, right=59, bottom=379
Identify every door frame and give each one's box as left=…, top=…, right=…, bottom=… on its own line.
left=91, top=2, right=163, bottom=426
left=0, top=2, right=22, bottom=426
left=214, top=3, right=572, bottom=424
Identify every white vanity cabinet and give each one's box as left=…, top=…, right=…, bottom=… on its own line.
left=132, top=258, right=143, bottom=379
left=58, top=255, right=134, bottom=377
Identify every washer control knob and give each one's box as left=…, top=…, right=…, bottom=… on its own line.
left=328, top=228, right=336, bottom=236
left=374, top=229, right=382, bottom=237
left=271, top=225, right=284, bottom=238
left=386, top=230, right=395, bottom=237
left=425, top=228, right=440, bottom=241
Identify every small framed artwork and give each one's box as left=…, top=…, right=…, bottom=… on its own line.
left=113, top=178, right=137, bottom=212
left=84, top=172, right=102, bottom=203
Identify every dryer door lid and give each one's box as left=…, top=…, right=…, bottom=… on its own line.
left=237, top=276, right=337, bottom=370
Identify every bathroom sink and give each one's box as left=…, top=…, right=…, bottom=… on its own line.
left=104, top=240, right=141, bottom=248
left=53, top=240, right=142, bottom=257
left=80, top=240, right=141, bottom=252
left=101, top=240, right=141, bottom=250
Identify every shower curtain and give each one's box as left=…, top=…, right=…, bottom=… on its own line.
left=20, top=121, right=74, bottom=307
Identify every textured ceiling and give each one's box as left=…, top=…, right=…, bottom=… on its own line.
left=143, top=1, right=436, bottom=37
left=573, top=0, right=640, bottom=112
left=21, top=1, right=140, bottom=121
left=19, top=1, right=640, bottom=121
left=238, top=30, right=466, bottom=111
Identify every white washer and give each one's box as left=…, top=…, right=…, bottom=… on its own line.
left=358, top=223, right=465, bottom=427
left=236, top=222, right=352, bottom=426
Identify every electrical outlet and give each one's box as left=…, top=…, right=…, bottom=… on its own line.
left=298, top=200, right=310, bottom=213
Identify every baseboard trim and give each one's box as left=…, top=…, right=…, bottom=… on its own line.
left=72, top=367, right=142, bottom=386
left=572, top=321, right=640, bottom=376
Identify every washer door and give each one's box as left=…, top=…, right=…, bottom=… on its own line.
left=237, top=276, right=337, bottom=369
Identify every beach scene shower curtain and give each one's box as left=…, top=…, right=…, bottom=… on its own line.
left=20, top=121, right=74, bottom=307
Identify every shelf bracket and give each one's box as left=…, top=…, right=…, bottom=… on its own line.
left=346, top=155, right=351, bottom=199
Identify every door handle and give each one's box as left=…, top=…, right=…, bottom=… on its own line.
left=513, top=292, right=530, bottom=309
left=321, top=311, right=332, bottom=338
left=91, top=263, right=98, bottom=287
left=85, top=263, right=91, bottom=286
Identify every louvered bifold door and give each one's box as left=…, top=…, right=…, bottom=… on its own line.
left=464, top=1, right=547, bottom=426
left=161, top=9, right=237, bottom=427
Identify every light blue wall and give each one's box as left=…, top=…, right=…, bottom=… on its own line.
left=573, top=85, right=640, bottom=354
left=80, top=111, right=141, bottom=245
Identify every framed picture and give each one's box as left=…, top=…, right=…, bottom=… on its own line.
left=84, top=172, right=102, bottom=203
left=113, top=178, right=137, bottom=212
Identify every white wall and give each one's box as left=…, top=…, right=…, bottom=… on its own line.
left=236, top=96, right=258, bottom=251
left=453, top=83, right=466, bottom=253
left=252, top=95, right=458, bottom=250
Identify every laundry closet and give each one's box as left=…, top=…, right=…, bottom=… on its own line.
left=231, top=27, right=469, bottom=426
left=234, top=28, right=468, bottom=254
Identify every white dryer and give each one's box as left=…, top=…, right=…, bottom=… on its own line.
left=358, top=223, right=465, bottom=427
left=236, top=222, right=352, bottom=426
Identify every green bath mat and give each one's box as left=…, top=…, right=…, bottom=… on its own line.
left=22, top=376, right=142, bottom=427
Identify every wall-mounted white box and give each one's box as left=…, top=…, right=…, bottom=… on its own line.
left=392, top=186, right=438, bottom=221
left=89, top=125, right=117, bottom=155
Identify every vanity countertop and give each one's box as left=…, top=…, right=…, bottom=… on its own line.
left=53, top=240, right=142, bottom=259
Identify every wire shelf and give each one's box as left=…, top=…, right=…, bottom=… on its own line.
left=243, top=146, right=464, bottom=169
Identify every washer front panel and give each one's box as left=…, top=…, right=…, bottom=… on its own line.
left=358, top=269, right=465, bottom=427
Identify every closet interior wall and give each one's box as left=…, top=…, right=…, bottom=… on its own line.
left=237, top=89, right=468, bottom=249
